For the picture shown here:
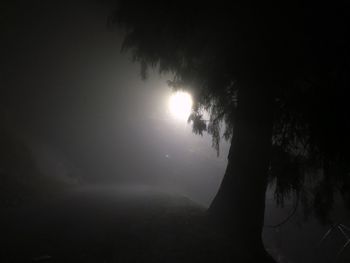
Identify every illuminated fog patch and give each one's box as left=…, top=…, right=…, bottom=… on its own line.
left=168, top=91, right=192, bottom=121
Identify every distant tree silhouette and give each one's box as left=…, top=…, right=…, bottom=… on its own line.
left=111, top=1, right=349, bottom=262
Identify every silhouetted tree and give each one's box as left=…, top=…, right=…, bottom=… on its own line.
left=111, top=1, right=349, bottom=262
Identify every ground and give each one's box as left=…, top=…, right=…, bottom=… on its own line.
left=2, top=185, right=235, bottom=263
left=2, top=185, right=350, bottom=263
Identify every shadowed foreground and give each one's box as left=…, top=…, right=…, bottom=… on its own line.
left=3, top=185, right=350, bottom=263
left=2, top=185, right=242, bottom=263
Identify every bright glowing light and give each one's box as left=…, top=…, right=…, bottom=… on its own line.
left=168, top=91, right=193, bottom=121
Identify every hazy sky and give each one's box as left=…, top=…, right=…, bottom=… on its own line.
left=1, top=1, right=230, bottom=205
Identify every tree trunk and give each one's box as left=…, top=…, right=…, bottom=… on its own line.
left=208, top=77, right=275, bottom=262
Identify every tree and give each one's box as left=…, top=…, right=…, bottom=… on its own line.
left=110, top=1, right=349, bottom=262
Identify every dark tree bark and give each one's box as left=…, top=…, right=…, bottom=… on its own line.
left=208, top=77, right=275, bottom=262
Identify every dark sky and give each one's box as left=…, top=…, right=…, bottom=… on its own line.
left=1, top=1, right=230, bottom=206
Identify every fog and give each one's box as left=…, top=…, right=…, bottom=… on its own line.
left=2, top=1, right=349, bottom=263
left=1, top=1, right=229, bottom=206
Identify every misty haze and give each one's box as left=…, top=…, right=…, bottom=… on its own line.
left=1, top=1, right=350, bottom=263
